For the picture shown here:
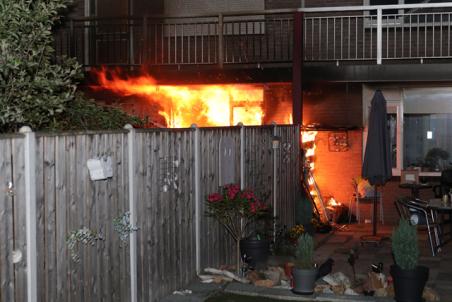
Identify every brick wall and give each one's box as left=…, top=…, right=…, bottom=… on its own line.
left=313, top=130, right=363, bottom=207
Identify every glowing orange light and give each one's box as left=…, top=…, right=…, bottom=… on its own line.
left=305, top=147, right=315, bottom=157
left=286, top=114, right=293, bottom=125
left=328, top=198, right=341, bottom=207
left=310, top=191, right=317, bottom=196
left=91, top=69, right=267, bottom=128
left=302, top=131, right=318, bottom=143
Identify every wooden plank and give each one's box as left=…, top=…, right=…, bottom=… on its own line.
left=87, top=134, right=98, bottom=302
left=64, top=135, right=78, bottom=302
left=42, top=136, right=57, bottom=302
left=0, top=138, right=14, bottom=302
left=12, top=136, right=27, bottom=302
left=35, top=136, right=45, bottom=302
left=75, top=134, right=86, bottom=301
left=55, top=135, right=69, bottom=302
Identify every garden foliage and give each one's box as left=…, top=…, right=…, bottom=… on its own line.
left=0, top=0, right=142, bottom=132
left=295, top=233, right=315, bottom=269
left=392, top=218, right=419, bottom=270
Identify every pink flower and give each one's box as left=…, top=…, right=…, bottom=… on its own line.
left=240, top=190, right=256, bottom=201
left=250, top=202, right=257, bottom=214
left=225, top=184, right=240, bottom=200
left=207, top=193, right=222, bottom=203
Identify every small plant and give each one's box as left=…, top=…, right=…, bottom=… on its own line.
left=113, top=211, right=139, bottom=243
left=206, top=184, right=270, bottom=274
left=392, top=219, right=419, bottom=270
left=295, top=233, right=315, bottom=269
left=66, top=227, right=104, bottom=263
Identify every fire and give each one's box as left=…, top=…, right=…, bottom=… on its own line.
left=91, top=69, right=265, bottom=128
left=328, top=197, right=341, bottom=207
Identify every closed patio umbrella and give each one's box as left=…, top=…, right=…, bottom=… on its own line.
left=362, top=90, right=392, bottom=237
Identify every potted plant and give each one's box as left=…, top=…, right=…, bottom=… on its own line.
left=206, top=184, right=270, bottom=274
left=390, top=219, right=429, bottom=302
left=292, top=233, right=318, bottom=295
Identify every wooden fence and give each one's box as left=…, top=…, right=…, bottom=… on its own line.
left=0, top=124, right=300, bottom=302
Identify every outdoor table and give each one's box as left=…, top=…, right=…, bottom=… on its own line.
left=399, top=182, right=432, bottom=199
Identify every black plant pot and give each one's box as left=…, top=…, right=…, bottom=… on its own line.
left=390, top=264, right=429, bottom=302
left=240, top=238, right=270, bottom=268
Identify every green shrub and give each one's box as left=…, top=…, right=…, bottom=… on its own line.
left=0, top=0, right=81, bottom=132
left=48, top=94, right=144, bottom=130
left=392, top=218, right=419, bottom=270
left=0, top=0, right=144, bottom=132
left=295, top=233, right=315, bottom=269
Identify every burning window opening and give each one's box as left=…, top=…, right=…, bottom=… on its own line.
left=90, top=69, right=271, bottom=128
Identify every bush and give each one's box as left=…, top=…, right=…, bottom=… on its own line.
left=295, top=233, right=315, bottom=269
left=392, top=218, right=419, bottom=270
left=0, top=0, right=144, bottom=132
left=48, top=94, right=144, bottom=130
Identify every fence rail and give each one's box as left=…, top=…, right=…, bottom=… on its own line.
left=54, top=4, right=452, bottom=67
left=0, top=124, right=300, bottom=302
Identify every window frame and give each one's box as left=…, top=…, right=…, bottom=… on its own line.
left=363, top=86, right=444, bottom=177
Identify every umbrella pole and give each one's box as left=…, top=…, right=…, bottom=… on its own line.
left=373, top=185, right=378, bottom=236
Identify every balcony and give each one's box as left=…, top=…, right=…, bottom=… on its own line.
left=54, top=3, right=452, bottom=80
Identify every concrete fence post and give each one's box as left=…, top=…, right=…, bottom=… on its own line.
left=191, top=124, right=201, bottom=274
left=124, top=124, right=138, bottom=302
left=19, top=126, right=37, bottom=302
left=272, top=123, right=279, bottom=237
left=238, top=123, right=245, bottom=190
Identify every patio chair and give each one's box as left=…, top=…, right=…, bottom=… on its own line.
left=350, top=178, right=384, bottom=224
left=394, top=198, right=441, bottom=256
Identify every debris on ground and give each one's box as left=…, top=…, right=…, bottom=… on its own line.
left=172, top=289, right=192, bottom=295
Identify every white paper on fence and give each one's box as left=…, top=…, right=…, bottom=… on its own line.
left=87, top=157, right=113, bottom=181
left=101, top=156, right=113, bottom=178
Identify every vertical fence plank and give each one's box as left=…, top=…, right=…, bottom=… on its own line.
left=0, top=137, right=16, bottom=302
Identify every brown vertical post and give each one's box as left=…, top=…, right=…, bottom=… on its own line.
left=292, top=12, right=304, bottom=125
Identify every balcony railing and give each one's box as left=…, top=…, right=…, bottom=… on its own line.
left=53, top=3, right=452, bottom=67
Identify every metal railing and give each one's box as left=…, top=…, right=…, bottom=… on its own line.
left=53, top=3, right=452, bottom=67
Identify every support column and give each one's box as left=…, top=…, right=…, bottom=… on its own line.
left=192, top=124, right=201, bottom=274
left=20, top=126, right=37, bottom=302
left=292, top=12, right=304, bottom=125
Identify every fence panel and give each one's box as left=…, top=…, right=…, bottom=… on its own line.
left=34, top=132, right=130, bottom=302
left=275, top=126, right=300, bottom=228
left=0, top=126, right=301, bottom=302
left=244, top=126, right=274, bottom=206
left=134, top=129, right=196, bottom=302
left=199, top=127, right=241, bottom=270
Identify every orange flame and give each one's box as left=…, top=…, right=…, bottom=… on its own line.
left=91, top=69, right=265, bottom=128
left=328, top=197, right=341, bottom=207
